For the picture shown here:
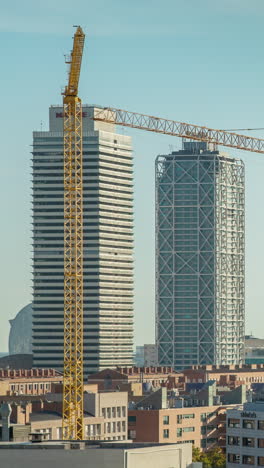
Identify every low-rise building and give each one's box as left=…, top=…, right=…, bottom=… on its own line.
left=0, top=389, right=128, bottom=442
left=128, top=404, right=229, bottom=450
left=182, top=365, right=264, bottom=390
left=0, top=368, right=63, bottom=396
left=226, top=401, right=264, bottom=468
left=88, top=367, right=183, bottom=392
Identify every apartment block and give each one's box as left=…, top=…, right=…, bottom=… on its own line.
left=226, top=402, right=264, bottom=468
left=128, top=404, right=231, bottom=450
left=0, top=369, right=63, bottom=396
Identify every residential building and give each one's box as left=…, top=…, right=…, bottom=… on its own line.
left=88, top=366, right=183, bottom=391
left=182, top=364, right=264, bottom=389
left=128, top=404, right=230, bottom=450
left=226, top=401, right=264, bottom=468
left=0, top=368, right=63, bottom=396
left=0, top=389, right=128, bottom=442
left=156, top=141, right=245, bottom=369
left=32, top=105, right=134, bottom=375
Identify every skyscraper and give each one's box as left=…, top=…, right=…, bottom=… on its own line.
left=156, top=141, right=245, bottom=370
left=32, top=105, right=134, bottom=375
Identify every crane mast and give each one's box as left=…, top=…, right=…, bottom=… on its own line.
left=62, top=26, right=85, bottom=440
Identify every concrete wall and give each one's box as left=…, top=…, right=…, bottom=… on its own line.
left=0, top=443, right=192, bottom=468
left=126, top=444, right=192, bottom=468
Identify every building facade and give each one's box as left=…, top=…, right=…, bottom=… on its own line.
left=32, top=105, right=134, bottom=375
left=226, top=402, right=264, bottom=468
left=128, top=404, right=230, bottom=450
left=156, top=141, right=245, bottom=370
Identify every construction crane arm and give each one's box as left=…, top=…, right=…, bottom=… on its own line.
left=64, top=26, right=85, bottom=97
left=93, top=107, right=264, bottom=154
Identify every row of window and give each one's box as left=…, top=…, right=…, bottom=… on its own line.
left=228, top=418, right=264, bottom=430
left=163, top=427, right=195, bottom=438
left=163, top=414, right=195, bottom=425
left=102, top=406, right=126, bottom=419
left=228, top=454, right=264, bottom=466
left=104, top=421, right=126, bottom=433
left=228, top=436, right=264, bottom=448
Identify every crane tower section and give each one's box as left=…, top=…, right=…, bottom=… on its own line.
left=63, top=26, right=85, bottom=440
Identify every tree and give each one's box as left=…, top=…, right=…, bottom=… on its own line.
left=192, top=446, right=226, bottom=468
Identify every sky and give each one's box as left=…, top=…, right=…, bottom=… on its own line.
left=1, top=0, right=264, bottom=351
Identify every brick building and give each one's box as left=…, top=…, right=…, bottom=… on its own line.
left=128, top=404, right=230, bottom=450
left=182, top=364, right=264, bottom=389
left=0, top=369, right=63, bottom=396
left=88, top=367, right=184, bottom=392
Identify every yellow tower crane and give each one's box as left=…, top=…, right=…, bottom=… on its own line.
left=62, top=26, right=85, bottom=440
left=59, top=26, right=264, bottom=442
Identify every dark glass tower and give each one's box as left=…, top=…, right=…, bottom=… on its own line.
left=156, top=141, right=245, bottom=370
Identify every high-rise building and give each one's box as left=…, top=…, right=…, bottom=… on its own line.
left=156, top=141, right=245, bottom=370
left=32, top=105, right=134, bottom=375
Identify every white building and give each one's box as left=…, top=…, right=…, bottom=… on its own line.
left=226, top=402, right=264, bottom=468
left=32, top=105, right=134, bottom=375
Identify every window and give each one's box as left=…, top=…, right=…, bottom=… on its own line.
left=258, top=420, right=264, bottom=430
left=228, top=436, right=240, bottom=446
left=183, top=427, right=195, bottom=433
left=128, top=416, right=136, bottom=423
left=107, top=408, right=111, bottom=418
left=243, top=455, right=255, bottom=465
left=177, top=415, right=182, bottom=424
left=112, top=407, right=116, bottom=418
left=243, top=437, right=255, bottom=447
left=163, top=415, right=169, bottom=425
left=258, top=439, right=264, bottom=448
left=228, top=454, right=240, bottom=464
left=258, top=457, right=264, bottom=466
left=200, top=413, right=207, bottom=422
left=128, top=429, right=136, bottom=440
left=122, top=406, right=126, bottom=417
left=183, top=413, right=194, bottom=419
left=243, top=420, right=255, bottom=430
left=201, top=426, right=207, bottom=435
left=177, top=428, right=182, bottom=437
left=228, top=418, right=240, bottom=428
left=117, top=407, right=121, bottom=418
left=201, top=439, right=206, bottom=449
left=163, top=429, right=169, bottom=439
left=102, top=408, right=106, bottom=418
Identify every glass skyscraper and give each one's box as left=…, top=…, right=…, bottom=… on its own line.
left=32, top=105, right=134, bottom=376
left=156, top=141, right=245, bottom=370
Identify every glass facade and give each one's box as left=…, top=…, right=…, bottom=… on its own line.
left=156, top=141, right=245, bottom=369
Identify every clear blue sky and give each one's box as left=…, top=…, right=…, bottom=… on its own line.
left=1, top=0, right=264, bottom=351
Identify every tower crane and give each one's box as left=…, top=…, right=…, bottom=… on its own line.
left=60, top=27, right=264, bottom=441
left=62, top=26, right=85, bottom=440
